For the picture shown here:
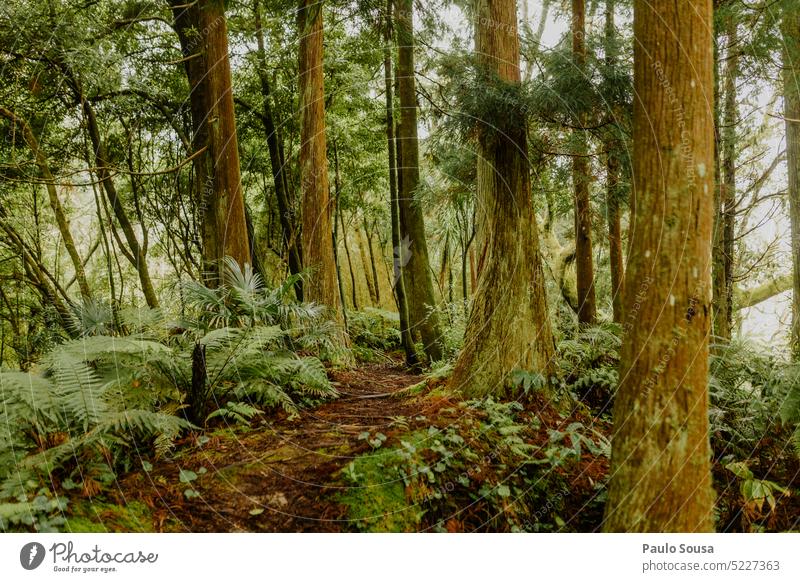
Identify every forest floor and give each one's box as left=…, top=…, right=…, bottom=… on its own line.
left=62, top=356, right=800, bottom=533
left=80, top=359, right=445, bottom=532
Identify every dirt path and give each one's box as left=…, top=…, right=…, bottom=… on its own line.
left=117, top=360, right=433, bottom=532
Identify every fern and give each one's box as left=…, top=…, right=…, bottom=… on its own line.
left=206, top=401, right=263, bottom=425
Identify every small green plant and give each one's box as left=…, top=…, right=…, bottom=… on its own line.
left=726, top=461, right=790, bottom=523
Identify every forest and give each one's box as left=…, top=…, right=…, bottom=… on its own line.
left=0, top=0, right=798, bottom=534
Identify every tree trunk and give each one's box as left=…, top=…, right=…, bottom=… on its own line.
left=572, top=0, right=597, bottom=324
left=364, top=217, right=381, bottom=305
left=298, top=0, right=337, bottom=306
left=603, top=0, right=624, bottom=323
left=449, top=0, right=556, bottom=397
left=603, top=0, right=715, bottom=532
left=0, top=107, right=91, bottom=301
left=358, top=226, right=378, bottom=305
left=783, top=4, right=800, bottom=357
left=384, top=0, right=418, bottom=366
left=253, top=0, right=303, bottom=298
left=170, top=0, right=250, bottom=284
left=395, top=0, right=443, bottom=362
left=712, top=15, right=738, bottom=344
left=333, top=141, right=359, bottom=310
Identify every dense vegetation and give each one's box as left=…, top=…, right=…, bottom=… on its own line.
left=0, top=0, right=798, bottom=533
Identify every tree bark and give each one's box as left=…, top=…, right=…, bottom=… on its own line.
left=364, top=216, right=381, bottom=305
left=603, top=0, right=715, bottom=532
left=449, top=0, right=556, bottom=397
left=169, top=0, right=250, bottom=284
left=357, top=226, right=377, bottom=306
left=332, top=141, right=359, bottom=310
left=395, top=0, right=444, bottom=362
left=712, top=15, right=738, bottom=343
left=604, top=0, right=625, bottom=323
left=783, top=4, right=800, bottom=357
left=297, top=0, right=349, bottom=347
left=572, top=0, right=597, bottom=324
left=384, top=0, right=418, bottom=366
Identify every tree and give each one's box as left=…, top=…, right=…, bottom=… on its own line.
left=712, top=7, right=739, bottom=344
left=449, top=0, right=556, bottom=397
left=394, top=0, right=444, bottom=362
left=571, top=0, right=597, bottom=324
left=603, top=0, right=625, bottom=324
left=783, top=1, right=800, bottom=357
left=297, top=0, right=344, bottom=328
left=383, top=0, right=418, bottom=366
left=603, top=0, right=715, bottom=532
left=169, top=0, right=250, bottom=284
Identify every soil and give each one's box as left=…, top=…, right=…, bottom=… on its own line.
left=112, top=359, right=442, bottom=532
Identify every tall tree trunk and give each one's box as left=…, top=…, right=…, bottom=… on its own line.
left=449, top=0, right=556, bottom=397
left=395, top=0, right=443, bottom=362
left=253, top=0, right=303, bottom=298
left=298, top=0, right=348, bottom=346
left=783, top=5, right=800, bottom=357
left=0, top=108, right=91, bottom=301
left=604, top=0, right=624, bottom=323
left=332, top=140, right=359, bottom=310
left=364, top=216, right=381, bottom=305
left=572, top=0, right=597, bottom=324
left=603, top=0, right=715, bottom=532
left=384, top=0, right=417, bottom=366
left=170, top=0, right=250, bottom=284
left=712, top=15, right=738, bottom=343
left=358, top=227, right=378, bottom=305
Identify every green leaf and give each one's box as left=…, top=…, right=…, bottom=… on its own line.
left=726, top=461, right=753, bottom=480
left=179, top=469, right=198, bottom=483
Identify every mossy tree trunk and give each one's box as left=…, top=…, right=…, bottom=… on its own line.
left=395, top=0, right=443, bottom=362
left=604, top=0, right=625, bottom=324
left=712, top=13, right=738, bottom=344
left=783, top=4, right=800, bottom=358
left=604, top=0, right=715, bottom=532
left=572, top=0, right=597, bottom=324
left=384, top=0, right=418, bottom=366
left=449, top=0, right=556, bottom=397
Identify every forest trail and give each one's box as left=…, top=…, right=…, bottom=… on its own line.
left=115, top=360, right=440, bottom=532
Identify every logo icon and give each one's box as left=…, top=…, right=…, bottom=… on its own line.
left=20, top=542, right=46, bottom=570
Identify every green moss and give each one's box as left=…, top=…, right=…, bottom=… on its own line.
left=64, top=500, right=155, bottom=533
left=336, top=432, right=429, bottom=532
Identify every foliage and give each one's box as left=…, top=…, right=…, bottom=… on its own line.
left=347, top=308, right=401, bottom=352
left=338, top=398, right=609, bottom=532
left=558, top=323, right=621, bottom=410
left=0, top=336, right=193, bottom=531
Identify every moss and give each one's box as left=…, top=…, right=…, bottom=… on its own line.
left=65, top=500, right=155, bottom=533
left=336, top=432, right=429, bottom=532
